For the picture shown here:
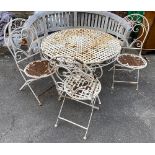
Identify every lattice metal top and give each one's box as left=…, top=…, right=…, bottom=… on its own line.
left=41, top=28, right=121, bottom=64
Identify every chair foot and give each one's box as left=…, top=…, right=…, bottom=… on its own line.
left=58, top=96, right=62, bottom=101
left=38, top=102, right=43, bottom=106
left=108, top=66, right=114, bottom=71
left=136, top=84, right=139, bottom=91
left=97, top=96, right=101, bottom=105
left=19, top=88, right=24, bottom=91
left=83, top=136, right=87, bottom=140
left=54, top=124, right=58, bottom=128
left=111, top=85, right=114, bottom=90
left=33, top=95, right=42, bottom=106
left=95, top=107, right=99, bottom=111
left=35, top=96, right=42, bottom=106
left=19, top=83, right=27, bottom=91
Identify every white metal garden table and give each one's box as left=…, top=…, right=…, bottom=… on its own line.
left=41, top=28, right=121, bottom=65
left=41, top=28, right=121, bottom=139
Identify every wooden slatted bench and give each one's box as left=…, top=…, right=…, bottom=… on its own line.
left=24, top=11, right=130, bottom=41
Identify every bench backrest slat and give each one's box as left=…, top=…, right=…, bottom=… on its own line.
left=24, top=11, right=130, bottom=41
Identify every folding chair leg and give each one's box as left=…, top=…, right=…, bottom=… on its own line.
left=111, top=65, right=116, bottom=89
left=19, top=80, right=32, bottom=90
left=112, top=64, right=140, bottom=90
left=55, top=94, right=66, bottom=127
left=108, top=65, right=115, bottom=72
left=54, top=95, right=97, bottom=140
left=97, top=95, right=101, bottom=104
left=19, top=75, right=37, bottom=91
left=83, top=99, right=96, bottom=140
left=58, top=91, right=63, bottom=101
left=136, top=69, right=140, bottom=91
left=19, top=82, right=28, bottom=91
left=27, top=83, right=42, bottom=106
left=19, top=78, right=42, bottom=105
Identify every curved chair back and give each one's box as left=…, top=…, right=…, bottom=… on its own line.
left=4, top=18, right=26, bottom=46
left=49, top=56, right=94, bottom=89
left=7, top=25, right=39, bottom=63
left=116, top=14, right=149, bottom=54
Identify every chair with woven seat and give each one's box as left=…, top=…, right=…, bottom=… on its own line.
left=4, top=19, right=56, bottom=106
left=111, top=14, right=149, bottom=90
left=50, top=56, right=101, bottom=140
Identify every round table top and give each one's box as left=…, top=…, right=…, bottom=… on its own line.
left=41, top=28, right=121, bottom=64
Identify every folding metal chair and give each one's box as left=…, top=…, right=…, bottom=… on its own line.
left=111, top=14, right=149, bottom=90
left=50, top=56, right=101, bottom=140
left=4, top=19, right=56, bottom=105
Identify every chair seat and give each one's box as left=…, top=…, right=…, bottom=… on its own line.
left=64, top=73, right=101, bottom=100
left=24, top=60, right=55, bottom=78
left=117, top=54, right=147, bottom=69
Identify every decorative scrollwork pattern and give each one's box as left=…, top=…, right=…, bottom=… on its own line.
left=117, top=14, right=149, bottom=51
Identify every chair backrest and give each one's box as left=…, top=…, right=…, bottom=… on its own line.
left=116, top=14, right=149, bottom=54
left=4, top=18, right=26, bottom=46
left=49, top=56, right=94, bottom=90
left=50, top=56, right=101, bottom=100
left=7, top=25, right=39, bottom=63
